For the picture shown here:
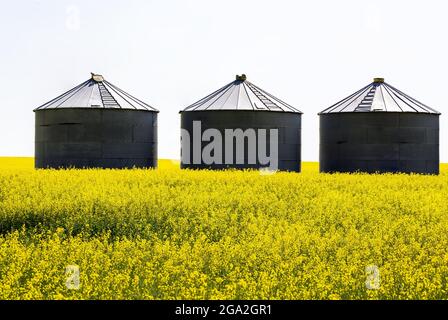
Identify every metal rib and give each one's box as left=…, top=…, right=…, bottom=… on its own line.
left=35, top=80, right=90, bottom=110
left=106, top=81, right=157, bottom=111
left=319, top=83, right=371, bottom=113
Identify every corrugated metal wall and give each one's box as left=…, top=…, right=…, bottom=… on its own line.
left=319, top=113, right=439, bottom=174
left=35, top=109, right=157, bottom=169
left=181, top=110, right=301, bottom=172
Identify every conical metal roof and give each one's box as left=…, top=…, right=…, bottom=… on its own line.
left=319, top=78, right=440, bottom=114
left=181, top=74, right=302, bottom=113
left=34, top=73, right=158, bottom=112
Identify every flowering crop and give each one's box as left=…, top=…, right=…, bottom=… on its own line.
left=0, top=158, right=447, bottom=299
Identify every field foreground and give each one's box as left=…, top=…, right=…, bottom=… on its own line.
left=0, top=158, right=448, bottom=299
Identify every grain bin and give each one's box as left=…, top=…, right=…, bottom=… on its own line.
left=34, top=73, right=158, bottom=169
left=319, top=78, right=440, bottom=174
left=180, top=74, right=302, bottom=172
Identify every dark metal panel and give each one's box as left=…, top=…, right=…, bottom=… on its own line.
left=399, top=113, right=439, bottom=127
left=367, top=127, right=427, bottom=144
left=341, top=160, right=369, bottom=172
left=283, top=127, right=302, bottom=144
left=399, top=144, right=438, bottom=160
left=426, top=128, right=439, bottom=144
left=321, top=127, right=368, bottom=144
left=100, top=111, right=138, bottom=142
left=102, top=142, right=155, bottom=158
left=37, top=124, right=70, bottom=142
left=319, top=144, right=339, bottom=161
left=322, top=160, right=369, bottom=173
left=133, top=125, right=156, bottom=143
left=398, top=160, right=431, bottom=174
left=278, top=143, right=301, bottom=161
left=101, top=109, right=133, bottom=122
left=181, top=110, right=301, bottom=172
left=67, top=123, right=103, bottom=142
left=367, top=160, right=400, bottom=173
left=35, top=142, right=45, bottom=158
left=43, top=108, right=102, bottom=125
left=102, top=122, right=134, bottom=142
left=319, top=112, right=440, bottom=174
left=339, top=144, right=399, bottom=160
left=278, top=160, right=301, bottom=172
left=37, top=158, right=92, bottom=169
left=35, top=109, right=157, bottom=169
left=35, top=126, right=47, bottom=143
left=330, top=112, right=400, bottom=127
left=366, top=127, right=399, bottom=144
left=44, top=142, right=103, bottom=158
left=133, top=113, right=157, bottom=143
left=425, top=160, right=439, bottom=174
left=398, top=128, right=426, bottom=143
left=95, top=158, right=156, bottom=169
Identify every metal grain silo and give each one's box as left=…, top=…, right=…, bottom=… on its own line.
left=180, top=74, right=302, bottom=172
left=319, top=78, right=440, bottom=174
left=34, top=73, right=158, bottom=169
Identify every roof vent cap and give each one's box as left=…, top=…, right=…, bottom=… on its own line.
left=91, top=72, right=104, bottom=82
left=236, top=74, right=247, bottom=81
left=373, top=77, right=384, bottom=83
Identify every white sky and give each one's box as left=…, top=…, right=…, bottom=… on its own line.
left=0, top=0, right=447, bottom=161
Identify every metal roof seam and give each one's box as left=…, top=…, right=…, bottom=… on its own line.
left=219, top=83, right=238, bottom=110
left=241, top=81, right=255, bottom=111
left=379, top=85, right=388, bottom=112
left=105, top=80, right=158, bottom=111
left=385, top=84, right=420, bottom=113
left=382, top=84, right=404, bottom=112
left=35, top=80, right=89, bottom=110
left=203, top=82, right=235, bottom=111
left=103, top=81, right=135, bottom=110
left=338, top=84, right=372, bottom=113
left=247, top=81, right=299, bottom=113
left=54, top=81, right=88, bottom=109
left=386, top=83, right=440, bottom=114
left=320, top=83, right=371, bottom=114
left=184, top=81, right=234, bottom=111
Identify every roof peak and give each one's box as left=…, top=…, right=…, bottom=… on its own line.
left=35, top=74, right=158, bottom=112
left=319, top=79, right=440, bottom=114
left=373, top=77, right=384, bottom=83
left=91, top=72, right=104, bottom=82
left=235, top=74, right=247, bottom=81
left=182, top=75, right=301, bottom=113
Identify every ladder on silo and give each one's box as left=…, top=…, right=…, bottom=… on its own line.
left=356, top=86, right=377, bottom=112
left=246, top=82, right=281, bottom=111
left=98, top=82, right=119, bottom=108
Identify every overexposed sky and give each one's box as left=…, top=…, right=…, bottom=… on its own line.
left=0, top=0, right=447, bottom=161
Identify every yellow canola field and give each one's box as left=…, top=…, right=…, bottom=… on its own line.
left=0, top=158, right=448, bottom=299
